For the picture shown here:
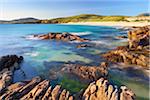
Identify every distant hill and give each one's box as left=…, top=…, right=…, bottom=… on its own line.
left=137, top=13, right=150, bottom=17
left=0, top=13, right=149, bottom=24
left=0, top=17, right=39, bottom=24
left=125, top=13, right=150, bottom=22
left=39, top=14, right=127, bottom=23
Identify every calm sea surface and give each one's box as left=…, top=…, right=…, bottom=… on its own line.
left=0, top=24, right=148, bottom=99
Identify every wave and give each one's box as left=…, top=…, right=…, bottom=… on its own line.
left=25, top=35, right=40, bottom=40
left=70, top=31, right=92, bottom=36
left=90, top=40, right=110, bottom=45
left=69, top=41, right=82, bottom=43
left=24, top=52, right=39, bottom=57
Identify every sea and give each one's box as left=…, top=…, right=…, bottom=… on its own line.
left=0, top=24, right=148, bottom=99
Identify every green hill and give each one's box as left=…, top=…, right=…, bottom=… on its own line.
left=39, top=14, right=127, bottom=23
left=1, top=13, right=149, bottom=24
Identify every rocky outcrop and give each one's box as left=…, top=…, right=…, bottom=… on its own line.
left=0, top=77, right=73, bottom=100
left=0, top=77, right=135, bottom=100
left=103, top=26, right=150, bottom=68
left=128, top=25, right=150, bottom=48
left=0, top=71, right=12, bottom=92
left=0, top=55, right=23, bottom=93
left=0, top=55, right=23, bottom=72
left=82, top=78, right=135, bottom=100
left=30, top=32, right=90, bottom=42
left=61, top=62, right=108, bottom=82
left=102, top=47, right=149, bottom=67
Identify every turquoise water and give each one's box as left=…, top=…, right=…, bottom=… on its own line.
left=0, top=24, right=126, bottom=80
left=0, top=24, right=148, bottom=99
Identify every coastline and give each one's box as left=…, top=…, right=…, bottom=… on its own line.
left=63, top=21, right=150, bottom=27
left=0, top=24, right=149, bottom=99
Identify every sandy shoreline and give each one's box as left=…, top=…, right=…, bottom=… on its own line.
left=64, top=21, right=150, bottom=27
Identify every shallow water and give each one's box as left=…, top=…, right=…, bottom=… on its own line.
left=0, top=24, right=148, bottom=99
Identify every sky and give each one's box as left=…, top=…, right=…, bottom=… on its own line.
left=0, top=0, right=150, bottom=20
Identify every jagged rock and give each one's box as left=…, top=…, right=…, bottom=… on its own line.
left=103, top=26, right=150, bottom=68
left=0, top=77, right=41, bottom=99
left=0, top=76, right=135, bottom=100
left=21, top=80, right=49, bottom=100
left=128, top=25, right=150, bottom=48
left=42, top=86, right=52, bottom=100
left=51, top=85, right=61, bottom=100
left=30, top=32, right=90, bottom=42
left=0, top=71, right=13, bottom=93
left=0, top=55, right=23, bottom=93
left=120, top=86, right=135, bottom=100
left=103, top=50, right=150, bottom=68
left=0, top=55, right=23, bottom=72
left=0, top=82, right=25, bottom=99
left=61, top=62, right=108, bottom=81
left=59, top=89, right=67, bottom=100
left=82, top=78, right=135, bottom=100
left=102, top=48, right=149, bottom=68
left=14, top=76, right=42, bottom=98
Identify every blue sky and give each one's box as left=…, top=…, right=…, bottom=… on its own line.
left=0, top=0, right=149, bottom=20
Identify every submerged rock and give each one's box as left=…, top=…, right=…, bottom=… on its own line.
left=30, top=32, right=90, bottom=42
left=61, top=62, right=108, bottom=82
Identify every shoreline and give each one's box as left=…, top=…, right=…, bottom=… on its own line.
left=0, top=25, right=149, bottom=99
left=63, top=21, right=150, bottom=27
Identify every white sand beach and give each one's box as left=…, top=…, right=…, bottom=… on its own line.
left=65, top=21, right=150, bottom=27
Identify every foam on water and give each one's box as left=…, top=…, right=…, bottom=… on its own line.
left=24, top=52, right=40, bottom=57
left=70, top=31, right=92, bottom=36
left=90, top=40, right=111, bottom=46
left=25, top=35, right=40, bottom=40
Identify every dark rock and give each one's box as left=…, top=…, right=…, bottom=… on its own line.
left=0, top=55, right=23, bottom=72
left=0, top=55, right=23, bottom=93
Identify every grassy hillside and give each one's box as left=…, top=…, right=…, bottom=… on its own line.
left=39, top=14, right=127, bottom=23
left=1, top=13, right=149, bottom=24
